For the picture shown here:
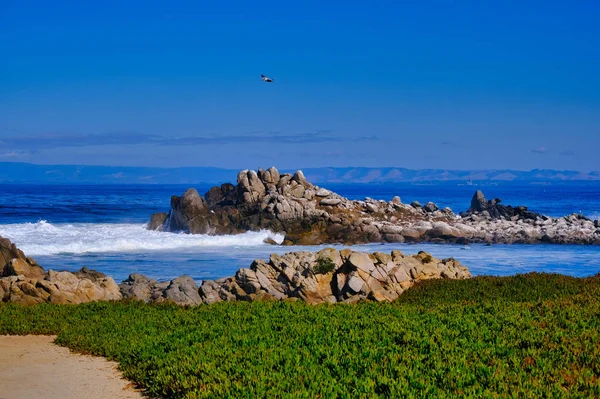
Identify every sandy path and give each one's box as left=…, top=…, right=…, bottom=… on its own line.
left=0, top=335, right=147, bottom=399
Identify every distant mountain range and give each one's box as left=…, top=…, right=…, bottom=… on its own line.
left=1, top=162, right=599, bottom=185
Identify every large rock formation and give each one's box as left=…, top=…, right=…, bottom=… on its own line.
left=0, top=236, right=122, bottom=305
left=148, top=167, right=600, bottom=245
left=1, top=234, right=471, bottom=306
left=121, top=249, right=472, bottom=305
left=461, top=190, right=543, bottom=221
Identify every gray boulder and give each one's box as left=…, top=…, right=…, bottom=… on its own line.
left=163, top=276, right=202, bottom=306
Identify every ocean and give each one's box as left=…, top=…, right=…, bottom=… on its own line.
left=1, top=182, right=599, bottom=283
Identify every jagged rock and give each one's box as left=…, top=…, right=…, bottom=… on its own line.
left=193, top=249, right=471, bottom=305
left=5, top=258, right=45, bottom=280
left=1, top=236, right=124, bottom=305
left=147, top=168, right=600, bottom=246
left=292, top=170, right=309, bottom=187
left=470, top=190, right=487, bottom=212
left=1, top=236, right=43, bottom=279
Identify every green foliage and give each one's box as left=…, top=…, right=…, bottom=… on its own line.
left=313, top=256, right=336, bottom=274
left=417, top=251, right=433, bottom=263
left=1, top=273, right=600, bottom=398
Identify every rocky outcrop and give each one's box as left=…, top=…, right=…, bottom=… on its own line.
left=148, top=167, right=600, bottom=245
left=461, top=190, right=542, bottom=221
left=1, top=236, right=45, bottom=279
left=0, top=236, right=122, bottom=305
left=2, top=234, right=471, bottom=306
left=121, top=249, right=471, bottom=305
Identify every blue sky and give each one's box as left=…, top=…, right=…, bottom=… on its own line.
left=1, top=0, right=599, bottom=171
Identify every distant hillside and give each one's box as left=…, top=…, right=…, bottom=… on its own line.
left=1, top=162, right=599, bottom=185
left=300, top=167, right=600, bottom=184
left=0, top=162, right=238, bottom=184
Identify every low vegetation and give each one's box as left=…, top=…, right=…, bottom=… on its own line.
left=312, top=256, right=337, bottom=274
left=1, top=273, right=599, bottom=398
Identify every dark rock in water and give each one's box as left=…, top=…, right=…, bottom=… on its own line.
left=463, top=190, right=542, bottom=222
left=595, top=220, right=600, bottom=228
left=148, top=212, right=168, bottom=230
left=470, top=190, right=487, bottom=212
left=205, top=183, right=237, bottom=207
left=146, top=167, right=600, bottom=246
left=169, top=189, right=212, bottom=233
left=263, top=237, right=279, bottom=245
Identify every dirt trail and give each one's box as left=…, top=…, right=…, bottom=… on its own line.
left=0, top=335, right=146, bottom=399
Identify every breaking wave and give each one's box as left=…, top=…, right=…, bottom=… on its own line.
left=0, top=220, right=285, bottom=256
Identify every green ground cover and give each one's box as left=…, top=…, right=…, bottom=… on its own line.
left=1, top=273, right=599, bottom=398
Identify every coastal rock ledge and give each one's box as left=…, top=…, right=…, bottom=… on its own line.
left=120, top=248, right=470, bottom=304
left=1, top=236, right=122, bottom=305
left=148, top=167, right=600, bottom=245
left=1, top=235, right=470, bottom=306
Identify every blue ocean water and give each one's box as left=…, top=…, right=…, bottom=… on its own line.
left=1, top=183, right=599, bottom=283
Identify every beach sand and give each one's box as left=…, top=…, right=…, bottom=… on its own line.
left=0, top=335, right=146, bottom=399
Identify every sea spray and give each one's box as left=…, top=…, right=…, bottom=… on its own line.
left=0, top=220, right=285, bottom=256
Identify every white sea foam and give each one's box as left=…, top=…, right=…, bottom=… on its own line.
left=589, top=212, right=600, bottom=221
left=0, top=220, right=285, bottom=256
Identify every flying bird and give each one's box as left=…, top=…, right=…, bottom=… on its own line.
left=261, top=74, right=274, bottom=83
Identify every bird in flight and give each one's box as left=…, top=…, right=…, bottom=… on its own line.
left=261, top=74, right=274, bottom=83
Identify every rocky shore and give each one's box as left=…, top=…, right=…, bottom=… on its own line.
left=148, top=167, right=600, bottom=245
left=1, top=235, right=470, bottom=305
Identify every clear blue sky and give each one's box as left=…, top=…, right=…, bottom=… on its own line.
left=1, top=0, right=599, bottom=171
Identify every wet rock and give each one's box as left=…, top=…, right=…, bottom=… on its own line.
left=148, top=212, right=168, bottom=230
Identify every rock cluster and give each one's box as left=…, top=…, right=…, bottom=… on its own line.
left=1, top=235, right=471, bottom=306
left=148, top=167, right=600, bottom=245
left=122, top=249, right=471, bottom=305
left=1, top=237, right=122, bottom=305
left=461, top=190, right=542, bottom=221
left=119, top=274, right=203, bottom=306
